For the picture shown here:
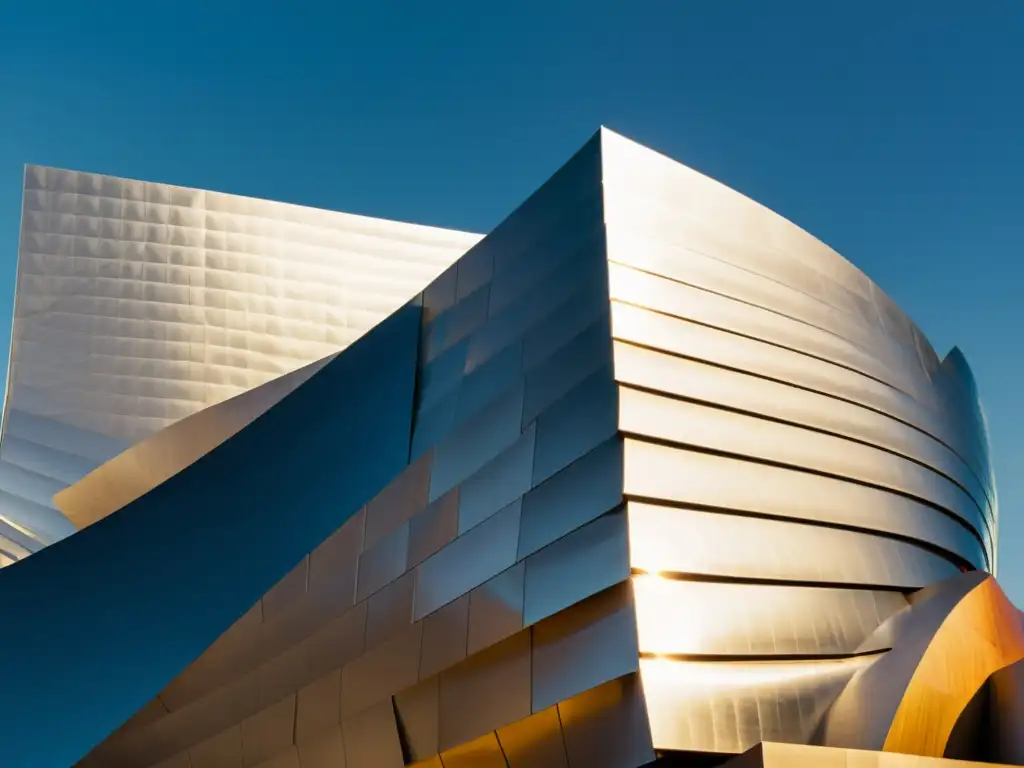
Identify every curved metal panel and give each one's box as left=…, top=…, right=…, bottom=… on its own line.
left=2, top=165, right=480, bottom=555
left=633, top=575, right=909, bottom=657
left=627, top=502, right=960, bottom=589
left=623, top=440, right=986, bottom=570
left=53, top=351, right=337, bottom=530
left=639, top=655, right=879, bottom=754
left=883, top=577, right=1024, bottom=756
left=0, top=303, right=423, bottom=768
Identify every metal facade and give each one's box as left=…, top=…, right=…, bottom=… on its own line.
left=0, top=128, right=1012, bottom=768
left=0, top=168, right=480, bottom=559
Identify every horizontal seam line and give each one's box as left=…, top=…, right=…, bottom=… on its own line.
left=609, top=296, right=914, bottom=398
left=624, top=494, right=980, bottom=571
left=638, top=649, right=891, bottom=663
left=609, top=334, right=994, bottom=507
left=616, top=378, right=995, bottom=517
left=630, top=566, right=915, bottom=593
left=607, top=257, right=889, bottom=361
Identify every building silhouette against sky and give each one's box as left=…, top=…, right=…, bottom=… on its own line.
left=0, top=128, right=1019, bottom=768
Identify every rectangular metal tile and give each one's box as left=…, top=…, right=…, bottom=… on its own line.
left=517, top=438, right=622, bottom=561
left=420, top=594, right=470, bottom=679
left=467, top=562, right=526, bottom=656
left=438, top=630, right=532, bottom=751
left=414, top=500, right=521, bottom=621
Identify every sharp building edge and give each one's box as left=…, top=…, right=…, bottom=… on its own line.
left=0, top=128, right=1015, bottom=768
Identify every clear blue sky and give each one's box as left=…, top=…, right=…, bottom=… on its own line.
left=0, top=1, right=1021, bottom=595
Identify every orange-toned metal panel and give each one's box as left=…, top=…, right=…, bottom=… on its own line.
left=883, top=577, right=1024, bottom=757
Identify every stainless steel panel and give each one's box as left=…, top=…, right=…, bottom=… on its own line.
left=522, top=317, right=612, bottom=427
left=424, top=282, right=490, bottom=364
left=613, top=341, right=992, bottom=515
left=393, top=676, right=440, bottom=762
left=364, top=450, right=433, bottom=551
left=254, top=747, right=300, bottom=768
left=604, top=227, right=880, bottom=355
left=152, top=753, right=193, bottom=768
left=488, top=207, right=605, bottom=319
left=609, top=301, right=990, bottom=496
left=517, top=437, right=622, bottom=561
left=520, top=271, right=609, bottom=374
left=263, top=558, right=309, bottom=622
left=420, top=594, right=470, bottom=679
left=468, top=253, right=604, bottom=375
left=632, top=576, right=908, bottom=656
left=428, top=384, right=525, bottom=503
left=607, top=261, right=909, bottom=394
left=365, top=571, right=415, bottom=646
left=408, top=488, right=459, bottom=568
left=556, top=674, right=655, bottom=768
left=532, top=583, right=639, bottom=712
left=457, top=424, right=536, bottom=535
left=190, top=725, right=244, bottom=768
left=307, top=601, right=367, bottom=680
left=456, top=243, right=494, bottom=302
left=623, top=440, right=985, bottom=570
left=422, top=263, right=458, bottom=324
left=4, top=166, right=480, bottom=552
left=296, top=726, right=346, bottom=768
left=56, top=353, right=339, bottom=531
left=414, top=500, right=521, bottom=621
left=627, top=502, right=960, bottom=589
left=497, top=706, right=569, bottom=768
left=531, top=367, right=617, bottom=485
left=438, top=630, right=532, bottom=751
left=340, top=622, right=423, bottom=718
left=257, top=641, right=311, bottom=710
left=341, top=699, right=404, bottom=768
left=295, top=670, right=341, bottom=745
left=241, top=695, right=297, bottom=766
left=618, top=386, right=988, bottom=545
left=308, top=509, right=364, bottom=608
left=355, top=521, right=410, bottom=602
left=455, top=339, right=523, bottom=427
left=417, top=337, right=469, bottom=413
left=523, top=512, right=630, bottom=627
left=639, top=655, right=876, bottom=754
left=441, top=732, right=509, bottom=768
left=468, top=563, right=526, bottom=656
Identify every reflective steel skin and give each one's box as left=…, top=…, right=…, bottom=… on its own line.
left=0, top=128, right=1014, bottom=768
left=0, top=168, right=480, bottom=560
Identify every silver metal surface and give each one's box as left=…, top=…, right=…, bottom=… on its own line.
left=2, top=166, right=480, bottom=556
left=35, top=126, right=1002, bottom=768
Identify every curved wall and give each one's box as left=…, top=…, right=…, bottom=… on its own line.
left=0, top=165, right=480, bottom=558
left=600, top=128, right=998, bottom=756
left=14, top=128, right=999, bottom=768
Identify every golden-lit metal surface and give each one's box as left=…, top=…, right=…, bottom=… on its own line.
left=883, top=576, right=1024, bottom=757
left=725, top=741, right=1023, bottom=768
left=37, top=127, right=1004, bottom=768
left=640, top=655, right=879, bottom=754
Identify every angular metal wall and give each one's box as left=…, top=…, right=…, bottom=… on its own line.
left=600, top=129, right=996, bottom=757
left=0, top=166, right=479, bottom=558
left=1, top=128, right=999, bottom=768
left=0, top=303, right=423, bottom=768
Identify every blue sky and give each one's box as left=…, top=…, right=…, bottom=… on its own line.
left=0, top=1, right=1021, bottom=596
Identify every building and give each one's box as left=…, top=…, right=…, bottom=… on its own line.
left=0, top=128, right=1017, bottom=768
